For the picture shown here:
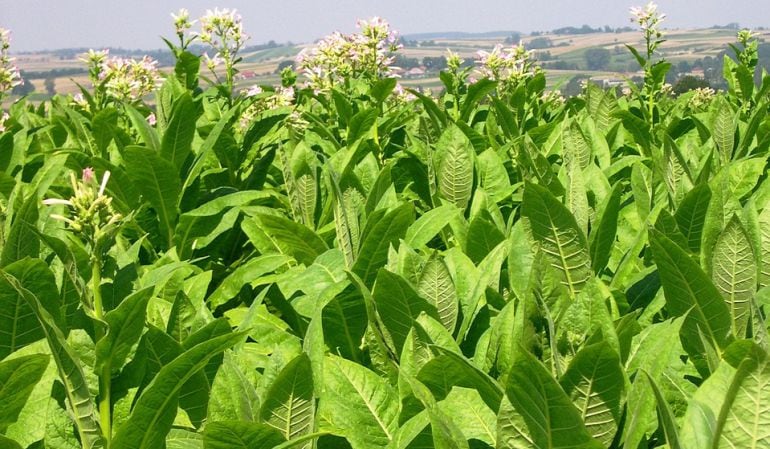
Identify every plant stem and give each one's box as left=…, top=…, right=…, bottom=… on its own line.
left=92, top=256, right=111, bottom=447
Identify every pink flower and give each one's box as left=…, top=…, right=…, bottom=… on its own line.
left=147, top=112, right=156, bottom=126
left=82, top=167, right=95, bottom=183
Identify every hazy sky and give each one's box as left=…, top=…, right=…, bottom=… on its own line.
left=2, top=0, right=770, bottom=52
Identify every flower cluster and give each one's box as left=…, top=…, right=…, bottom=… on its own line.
left=196, top=8, right=248, bottom=52
left=296, top=17, right=402, bottom=91
left=0, top=28, right=23, bottom=99
left=171, top=8, right=195, bottom=37
left=475, top=43, right=540, bottom=85
left=629, top=2, right=666, bottom=32
left=79, top=48, right=110, bottom=85
left=42, top=168, right=124, bottom=250
left=688, top=86, right=716, bottom=110
left=100, top=55, right=162, bottom=101
left=239, top=86, right=296, bottom=130
left=78, top=49, right=162, bottom=102
left=195, top=8, right=249, bottom=84
left=629, top=1, right=666, bottom=58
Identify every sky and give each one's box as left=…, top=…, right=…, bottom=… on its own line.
left=1, top=0, right=770, bottom=52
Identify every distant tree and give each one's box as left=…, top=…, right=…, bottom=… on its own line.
left=10, top=78, right=34, bottom=96
left=676, top=60, right=692, bottom=74
left=274, top=60, right=294, bottom=74
left=527, top=37, right=553, bottom=49
left=673, top=75, right=711, bottom=95
left=584, top=48, right=611, bottom=70
left=44, top=77, right=56, bottom=95
left=563, top=75, right=589, bottom=97
left=422, top=56, right=447, bottom=71
left=504, top=32, right=522, bottom=44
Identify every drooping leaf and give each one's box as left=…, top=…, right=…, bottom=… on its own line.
left=0, top=270, right=102, bottom=448
left=417, top=347, right=503, bottom=413
left=649, top=229, right=731, bottom=373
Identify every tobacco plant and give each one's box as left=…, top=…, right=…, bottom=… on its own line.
left=1, top=3, right=770, bottom=449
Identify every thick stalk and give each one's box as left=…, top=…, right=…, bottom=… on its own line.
left=92, top=257, right=111, bottom=447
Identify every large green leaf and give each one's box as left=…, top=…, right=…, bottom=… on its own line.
left=416, top=255, right=459, bottom=334
left=202, top=421, right=285, bottom=449
left=0, top=270, right=102, bottom=448
left=242, top=213, right=327, bottom=266
left=160, top=93, right=198, bottom=171
left=0, top=192, right=39, bottom=267
left=645, top=372, right=682, bottom=449
left=124, top=145, right=181, bottom=247
left=259, top=353, right=314, bottom=445
left=589, top=183, right=621, bottom=273
left=504, top=350, right=602, bottom=449
left=711, top=215, right=757, bottom=337
left=649, top=229, right=731, bottom=373
left=112, top=331, right=244, bottom=449
left=711, top=97, right=736, bottom=164
left=404, top=204, right=459, bottom=248
left=435, top=125, right=474, bottom=211
left=680, top=342, right=770, bottom=449
left=373, top=269, right=438, bottom=355
left=760, top=205, right=770, bottom=289
left=522, top=182, right=592, bottom=298
left=0, top=354, right=49, bottom=432
left=94, top=287, right=151, bottom=373
left=623, top=318, right=684, bottom=449
left=352, top=203, right=414, bottom=287
left=674, top=183, right=711, bottom=253
left=417, top=346, right=503, bottom=412
left=0, top=259, right=61, bottom=359
left=207, top=352, right=259, bottom=422
left=319, top=355, right=399, bottom=449
left=559, top=342, right=624, bottom=447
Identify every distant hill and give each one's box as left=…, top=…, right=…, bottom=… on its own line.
left=402, top=31, right=519, bottom=41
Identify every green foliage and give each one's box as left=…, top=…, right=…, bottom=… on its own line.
left=2, top=8, right=770, bottom=449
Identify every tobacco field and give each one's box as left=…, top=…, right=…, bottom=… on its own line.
left=1, top=4, right=770, bottom=449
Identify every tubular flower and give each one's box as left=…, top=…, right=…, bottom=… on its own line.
left=239, top=86, right=296, bottom=130
left=99, top=55, right=162, bottom=101
left=0, top=28, right=23, bottom=98
left=297, top=17, right=402, bottom=91
left=42, top=168, right=124, bottom=249
left=475, top=43, right=540, bottom=86
left=196, top=8, right=248, bottom=52
left=171, top=8, right=195, bottom=36
left=629, top=2, right=666, bottom=31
